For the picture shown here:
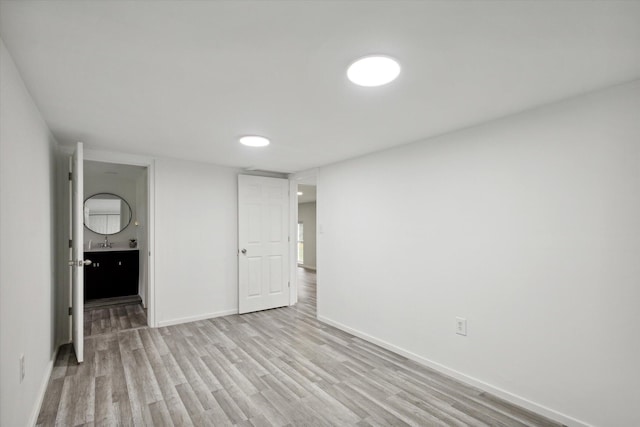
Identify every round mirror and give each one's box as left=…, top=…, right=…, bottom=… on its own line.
left=84, top=193, right=132, bottom=235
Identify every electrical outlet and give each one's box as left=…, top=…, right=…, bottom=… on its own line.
left=456, top=317, right=467, bottom=336
left=19, top=354, right=25, bottom=382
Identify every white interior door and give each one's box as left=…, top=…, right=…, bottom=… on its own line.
left=238, top=175, right=290, bottom=314
left=70, top=142, right=87, bottom=363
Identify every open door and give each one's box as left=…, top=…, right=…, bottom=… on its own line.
left=238, top=175, right=290, bottom=314
left=69, top=142, right=89, bottom=363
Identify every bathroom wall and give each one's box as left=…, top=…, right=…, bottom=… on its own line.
left=83, top=161, right=145, bottom=249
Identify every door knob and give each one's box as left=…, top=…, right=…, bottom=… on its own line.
left=241, top=248, right=247, bottom=254
left=68, top=259, right=93, bottom=267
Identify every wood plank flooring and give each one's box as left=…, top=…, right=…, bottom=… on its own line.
left=38, top=268, right=564, bottom=426
left=84, top=302, right=147, bottom=337
left=85, top=295, right=143, bottom=310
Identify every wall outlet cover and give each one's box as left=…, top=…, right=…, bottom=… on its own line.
left=456, top=317, right=467, bottom=336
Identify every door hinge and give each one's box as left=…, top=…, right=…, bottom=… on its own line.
left=288, top=236, right=290, bottom=242
left=68, top=307, right=72, bottom=315
left=68, top=172, right=72, bottom=181
left=288, top=281, right=290, bottom=288
left=69, top=239, right=72, bottom=248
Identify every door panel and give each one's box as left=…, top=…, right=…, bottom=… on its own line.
left=248, top=257, right=262, bottom=297
left=268, top=205, right=282, bottom=241
left=248, top=205, right=261, bottom=242
left=238, top=175, right=289, bottom=314
left=71, top=142, right=84, bottom=363
left=268, top=256, right=283, bottom=294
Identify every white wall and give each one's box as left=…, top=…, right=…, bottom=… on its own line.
left=298, top=202, right=317, bottom=269
left=154, top=157, right=239, bottom=325
left=318, top=82, right=640, bottom=427
left=0, top=39, right=58, bottom=427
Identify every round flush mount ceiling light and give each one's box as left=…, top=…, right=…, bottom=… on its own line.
left=297, top=192, right=303, bottom=196
left=239, top=135, right=270, bottom=147
left=347, top=55, right=401, bottom=87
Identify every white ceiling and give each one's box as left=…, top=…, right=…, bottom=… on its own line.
left=1, top=1, right=639, bottom=173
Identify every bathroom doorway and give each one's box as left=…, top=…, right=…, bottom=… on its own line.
left=82, top=160, right=150, bottom=336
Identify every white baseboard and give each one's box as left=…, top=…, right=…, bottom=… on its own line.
left=157, top=309, right=238, bottom=327
left=298, top=264, right=316, bottom=271
left=318, top=315, right=591, bottom=427
left=29, top=346, right=59, bottom=427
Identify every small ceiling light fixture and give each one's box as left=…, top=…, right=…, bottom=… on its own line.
left=297, top=191, right=303, bottom=196
left=239, top=135, right=270, bottom=147
left=347, top=55, right=401, bottom=87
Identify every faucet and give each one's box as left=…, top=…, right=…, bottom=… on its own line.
left=101, top=235, right=111, bottom=248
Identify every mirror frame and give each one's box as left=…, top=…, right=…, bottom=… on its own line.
left=83, top=192, right=133, bottom=235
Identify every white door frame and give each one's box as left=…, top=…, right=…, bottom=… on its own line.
left=80, top=148, right=157, bottom=327
left=288, top=168, right=319, bottom=307
left=288, top=179, right=298, bottom=306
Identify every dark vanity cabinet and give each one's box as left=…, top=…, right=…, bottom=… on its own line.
left=84, top=250, right=139, bottom=301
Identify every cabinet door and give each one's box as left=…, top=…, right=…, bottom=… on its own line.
left=112, top=251, right=139, bottom=297
left=84, top=250, right=139, bottom=300
left=126, top=250, right=140, bottom=295
left=84, top=255, right=97, bottom=300
left=84, top=252, right=110, bottom=300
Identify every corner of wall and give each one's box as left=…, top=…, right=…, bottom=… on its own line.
left=0, top=37, right=62, bottom=427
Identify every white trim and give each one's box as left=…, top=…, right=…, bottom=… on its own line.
left=289, top=179, right=298, bottom=306
left=157, top=309, right=238, bottom=327
left=147, top=160, right=156, bottom=327
left=29, top=346, right=60, bottom=427
left=317, top=315, right=592, bottom=427
left=298, top=264, right=316, bottom=271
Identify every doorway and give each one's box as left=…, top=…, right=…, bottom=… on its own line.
left=297, top=182, right=317, bottom=314
left=82, top=160, right=150, bottom=336
left=63, top=148, right=156, bottom=351
left=296, top=184, right=317, bottom=272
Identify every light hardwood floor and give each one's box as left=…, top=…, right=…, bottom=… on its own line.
left=84, top=303, right=147, bottom=337
left=38, top=268, right=564, bottom=426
